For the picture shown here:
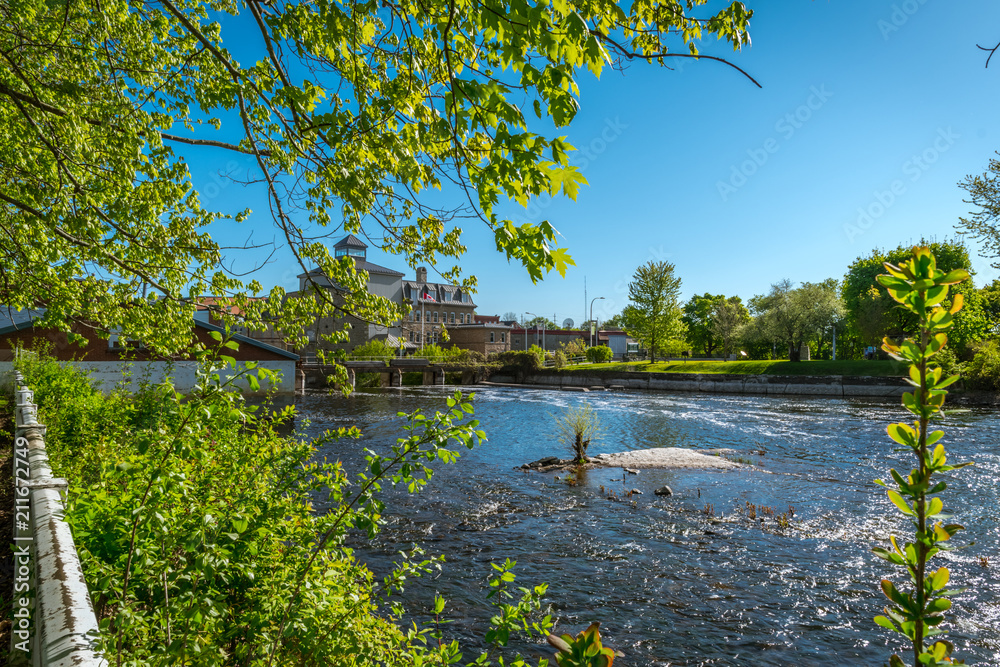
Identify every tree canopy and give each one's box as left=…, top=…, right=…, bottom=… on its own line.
left=842, top=240, right=985, bottom=356
left=0, top=0, right=755, bottom=354
left=749, top=278, right=843, bottom=361
left=710, top=295, right=749, bottom=357
left=622, top=260, right=684, bottom=362
left=682, top=293, right=725, bottom=356
left=957, top=152, right=1000, bottom=269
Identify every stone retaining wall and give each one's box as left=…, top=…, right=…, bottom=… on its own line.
left=489, top=370, right=909, bottom=398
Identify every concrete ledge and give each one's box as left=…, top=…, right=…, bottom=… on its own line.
left=488, top=370, right=908, bottom=399
left=10, top=373, right=106, bottom=666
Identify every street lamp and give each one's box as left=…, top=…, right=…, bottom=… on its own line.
left=589, top=296, right=605, bottom=347
left=524, top=312, right=535, bottom=351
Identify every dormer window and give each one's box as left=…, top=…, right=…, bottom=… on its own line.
left=335, top=247, right=366, bottom=258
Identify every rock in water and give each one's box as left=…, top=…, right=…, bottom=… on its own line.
left=654, top=485, right=673, bottom=497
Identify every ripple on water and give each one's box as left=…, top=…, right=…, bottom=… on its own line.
left=297, top=387, right=1000, bottom=666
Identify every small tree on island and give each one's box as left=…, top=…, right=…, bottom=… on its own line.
left=555, top=404, right=603, bottom=464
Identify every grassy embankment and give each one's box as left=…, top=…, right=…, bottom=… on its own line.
left=565, top=359, right=907, bottom=377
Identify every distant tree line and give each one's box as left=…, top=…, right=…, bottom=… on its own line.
left=600, top=238, right=1000, bottom=369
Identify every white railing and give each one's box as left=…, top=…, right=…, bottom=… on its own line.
left=9, top=370, right=106, bottom=666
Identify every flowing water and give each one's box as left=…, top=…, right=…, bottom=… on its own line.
left=296, top=386, right=1000, bottom=666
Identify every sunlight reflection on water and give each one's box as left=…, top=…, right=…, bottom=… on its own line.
left=297, top=386, right=1000, bottom=667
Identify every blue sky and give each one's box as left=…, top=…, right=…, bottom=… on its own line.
left=190, top=0, right=1000, bottom=326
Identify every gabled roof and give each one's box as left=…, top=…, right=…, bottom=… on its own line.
left=0, top=308, right=298, bottom=361
left=194, top=320, right=299, bottom=361
left=334, top=234, right=367, bottom=249
left=0, top=307, right=45, bottom=336
left=297, top=259, right=404, bottom=280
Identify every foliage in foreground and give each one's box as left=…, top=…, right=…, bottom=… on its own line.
left=1, top=0, right=754, bottom=355
left=15, top=350, right=567, bottom=666
left=874, top=248, right=972, bottom=666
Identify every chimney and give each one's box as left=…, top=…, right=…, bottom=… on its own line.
left=416, top=266, right=427, bottom=283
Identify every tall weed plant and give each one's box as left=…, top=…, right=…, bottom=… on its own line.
left=874, top=247, right=972, bottom=666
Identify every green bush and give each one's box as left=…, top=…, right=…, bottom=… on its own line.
left=350, top=338, right=398, bottom=360
left=16, top=351, right=505, bottom=665
left=527, top=344, right=545, bottom=365
left=489, top=350, right=542, bottom=382
left=552, top=350, right=568, bottom=369
left=585, top=345, right=613, bottom=363
left=964, top=338, right=1000, bottom=389
left=559, top=338, right=587, bottom=359
left=447, top=348, right=487, bottom=365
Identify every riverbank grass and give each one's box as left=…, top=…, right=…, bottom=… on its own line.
left=565, top=359, right=906, bottom=376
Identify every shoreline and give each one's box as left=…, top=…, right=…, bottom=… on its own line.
left=481, top=370, right=1000, bottom=406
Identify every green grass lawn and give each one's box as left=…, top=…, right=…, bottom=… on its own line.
left=564, top=359, right=907, bottom=377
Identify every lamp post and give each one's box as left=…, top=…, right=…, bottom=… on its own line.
left=524, top=312, right=535, bottom=351
left=589, top=296, right=605, bottom=347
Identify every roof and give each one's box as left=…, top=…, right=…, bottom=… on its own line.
left=371, top=332, right=419, bottom=350
left=0, top=308, right=298, bottom=361
left=194, top=320, right=299, bottom=360
left=297, top=259, right=405, bottom=280
left=403, top=281, right=477, bottom=306
left=334, top=234, right=367, bottom=249
left=0, top=307, right=45, bottom=337
left=454, top=322, right=511, bottom=329
left=193, top=296, right=268, bottom=317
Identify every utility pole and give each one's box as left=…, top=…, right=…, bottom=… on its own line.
left=589, top=296, right=605, bottom=347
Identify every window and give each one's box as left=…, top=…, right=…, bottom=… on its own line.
left=501, top=333, right=506, bottom=343
left=449, top=312, right=455, bottom=324
left=433, top=312, right=438, bottom=323
left=415, top=311, right=421, bottom=322
left=490, top=332, right=495, bottom=343
left=409, top=332, right=414, bottom=342
left=417, top=333, right=422, bottom=343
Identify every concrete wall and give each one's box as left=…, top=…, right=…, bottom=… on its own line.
left=0, top=360, right=296, bottom=395
left=489, top=370, right=909, bottom=398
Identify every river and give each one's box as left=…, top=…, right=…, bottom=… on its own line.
left=296, top=385, right=1000, bottom=666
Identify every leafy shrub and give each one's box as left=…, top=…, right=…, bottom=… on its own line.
left=964, top=339, right=1000, bottom=389
left=419, top=343, right=450, bottom=361
left=489, top=350, right=542, bottom=382
left=552, top=350, right=568, bottom=369
left=448, top=348, right=487, bottom=365
left=559, top=338, right=587, bottom=359
left=350, top=338, right=398, bottom=360
left=586, top=345, right=613, bottom=363
left=528, top=344, right=545, bottom=365
left=16, top=350, right=502, bottom=665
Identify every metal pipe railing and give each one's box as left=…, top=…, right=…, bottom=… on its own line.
left=10, top=370, right=106, bottom=666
